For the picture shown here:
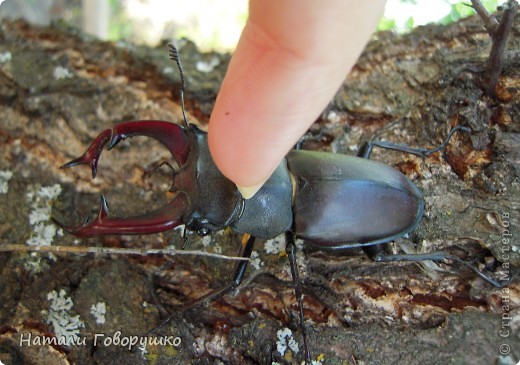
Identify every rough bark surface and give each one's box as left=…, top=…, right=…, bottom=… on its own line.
left=0, top=10, right=519, bottom=365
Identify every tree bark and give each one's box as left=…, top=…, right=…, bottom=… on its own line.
left=0, top=10, right=518, bottom=365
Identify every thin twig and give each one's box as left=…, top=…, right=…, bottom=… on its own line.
left=471, top=0, right=518, bottom=97
left=0, top=244, right=249, bottom=261
left=471, top=0, right=499, bottom=32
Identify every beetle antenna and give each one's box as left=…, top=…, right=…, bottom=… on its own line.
left=168, top=43, right=189, bottom=128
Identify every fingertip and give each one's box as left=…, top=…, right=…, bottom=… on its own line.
left=209, top=0, right=386, bottom=188
left=236, top=182, right=265, bottom=200
left=208, top=108, right=283, bottom=189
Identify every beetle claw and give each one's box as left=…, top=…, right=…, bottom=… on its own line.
left=59, top=120, right=192, bottom=238
left=108, top=121, right=191, bottom=165
left=98, top=194, right=110, bottom=219
left=55, top=193, right=189, bottom=237
left=54, top=194, right=109, bottom=236
left=61, top=129, right=112, bottom=178
left=107, top=131, right=122, bottom=150
left=61, top=121, right=191, bottom=179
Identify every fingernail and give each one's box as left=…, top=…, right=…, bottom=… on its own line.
left=236, top=182, right=264, bottom=199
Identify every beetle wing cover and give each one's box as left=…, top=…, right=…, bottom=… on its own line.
left=288, top=150, right=424, bottom=248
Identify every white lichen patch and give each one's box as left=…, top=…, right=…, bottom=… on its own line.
left=26, top=184, right=63, bottom=246
left=138, top=343, right=148, bottom=358
left=0, top=51, right=12, bottom=64
left=53, top=65, right=73, bottom=79
left=212, top=244, right=222, bottom=254
left=195, top=55, right=220, bottom=73
left=295, top=238, right=304, bottom=250
left=201, top=235, right=212, bottom=247
left=250, top=251, right=263, bottom=270
left=115, top=40, right=134, bottom=50
left=162, top=66, right=174, bottom=74
left=44, top=289, right=85, bottom=346
left=326, top=110, right=340, bottom=123
left=197, top=234, right=224, bottom=254
left=22, top=253, right=57, bottom=276
left=293, top=239, right=308, bottom=278
left=265, top=234, right=285, bottom=255
left=0, top=170, right=13, bottom=194
left=22, top=252, right=44, bottom=274
left=274, top=355, right=324, bottom=365
left=276, top=327, right=299, bottom=355
left=90, top=302, right=106, bottom=325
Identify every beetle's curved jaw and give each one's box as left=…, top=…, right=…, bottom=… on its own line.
left=61, top=120, right=191, bottom=178
left=59, top=120, right=192, bottom=237
left=62, top=129, right=112, bottom=178
left=54, top=193, right=189, bottom=237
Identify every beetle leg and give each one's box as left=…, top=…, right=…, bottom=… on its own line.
left=61, top=120, right=191, bottom=178
left=142, top=234, right=257, bottom=338
left=143, top=160, right=177, bottom=179
left=180, top=234, right=256, bottom=308
left=54, top=193, right=189, bottom=237
left=357, top=125, right=471, bottom=159
left=372, top=250, right=510, bottom=288
left=143, top=159, right=179, bottom=193
left=286, top=231, right=311, bottom=365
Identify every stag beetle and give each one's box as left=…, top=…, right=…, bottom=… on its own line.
left=55, top=44, right=506, bottom=363
left=57, top=45, right=432, bottom=245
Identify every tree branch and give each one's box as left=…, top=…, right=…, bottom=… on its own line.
left=472, top=0, right=518, bottom=97
left=0, top=243, right=250, bottom=261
